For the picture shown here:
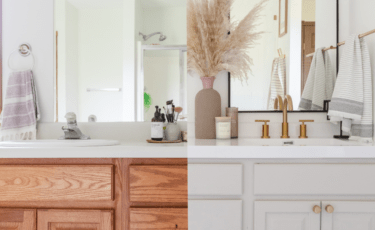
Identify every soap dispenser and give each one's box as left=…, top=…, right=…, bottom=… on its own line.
left=151, top=106, right=164, bottom=141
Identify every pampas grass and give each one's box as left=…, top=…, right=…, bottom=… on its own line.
left=187, top=0, right=268, bottom=82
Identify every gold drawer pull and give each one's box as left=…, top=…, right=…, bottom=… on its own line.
left=313, top=205, right=321, bottom=214
left=325, top=205, right=334, bottom=213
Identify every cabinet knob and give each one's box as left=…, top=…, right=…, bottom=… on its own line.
left=325, top=205, right=334, bottom=213
left=313, top=205, right=321, bottom=214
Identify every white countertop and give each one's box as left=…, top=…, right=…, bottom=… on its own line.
left=0, top=141, right=187, bottom=158
left=188, top=138, right=375, bottom=159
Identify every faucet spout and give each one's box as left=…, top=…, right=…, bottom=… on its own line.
left=281, top=97, right=290, bottom=139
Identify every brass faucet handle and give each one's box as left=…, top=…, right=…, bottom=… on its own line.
left=299, top=120, right=314, bottom=125
left=299, top=120, right=314, bottom=139
left=255, top=120, right=270, bottom=139
left=256, top=120, right=270, bottom=124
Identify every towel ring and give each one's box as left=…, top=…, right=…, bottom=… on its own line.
left=8, top=43, right=35, bottom=71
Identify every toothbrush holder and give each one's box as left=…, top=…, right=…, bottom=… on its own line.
left=165, top=123, right=181, bottom=141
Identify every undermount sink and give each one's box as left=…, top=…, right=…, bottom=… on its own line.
left=192, top=138, right=372, bottom=146
left=0, top=139, right=121, bottom=148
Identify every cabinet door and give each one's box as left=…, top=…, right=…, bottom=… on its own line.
left=322, top=201, right=375, bottom=230
left=254, top=201, right=321, bottom=230
left=189, top=200, right=242, bottom=230
left=0, top=209, right=36, bottom=230
left=37, top=210, right=113, bottom=230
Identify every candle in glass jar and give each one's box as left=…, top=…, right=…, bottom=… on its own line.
left=215, top=117, right=232, bottom=139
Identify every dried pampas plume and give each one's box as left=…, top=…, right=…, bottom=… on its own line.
left=187, top=0, right=268, bottom=82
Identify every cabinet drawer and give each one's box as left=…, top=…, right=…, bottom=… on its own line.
left=255, top=164, right=375, bottom=195
left=188, top=164, right=242, bottom=195
left=130, top=208, right=187, bottom=229
left=189, top=200, right=242, bottom=230
left=0, top=165, right=113, bottom=201
left=129, top=165, right=187, bottom=203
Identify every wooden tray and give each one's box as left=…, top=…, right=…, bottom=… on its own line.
left=147, top=139, right=182, bottom=144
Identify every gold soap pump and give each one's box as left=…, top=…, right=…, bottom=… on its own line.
left=255, top=120, right=270, bottom=139
left=299, top=120, right=314, bottom=138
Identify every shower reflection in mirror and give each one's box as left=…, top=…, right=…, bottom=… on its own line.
left=54, top=0, right=187, bottom=122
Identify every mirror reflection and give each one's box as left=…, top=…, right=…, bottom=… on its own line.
left=54, top=0, right=187, bottom=122
left=229, top=0, right=337, bottom=112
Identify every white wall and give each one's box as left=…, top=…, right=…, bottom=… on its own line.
left=302, top=0, right=316, bottom=21
left=141, top=6, right=187, bottom=45
left=78, top=8, right=123, bottom=122
left=3, top=0, right=54, bottom=122
left=65, top=1, right=79, bottom=120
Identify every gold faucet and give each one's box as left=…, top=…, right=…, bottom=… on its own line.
left=281, top=96, right=290, bottom=139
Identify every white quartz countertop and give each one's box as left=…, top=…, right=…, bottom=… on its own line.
left=188, top=138, right=375, bottom=159
left=0, top=141, right=187, bottom=158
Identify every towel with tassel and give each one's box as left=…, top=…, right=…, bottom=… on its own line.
left=328, top=34, right=373, bottom=141
left=299, top=47, right=336, bottom=110
left=0, top=70, right=40, bottom=141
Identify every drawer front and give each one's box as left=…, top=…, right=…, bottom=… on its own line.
left=188, top=164, right=242, bottom=196
left=129, top=165, right=187, bottom=203
left=189, top=200, right=242, bottom=230
left=255, top=164, right=375, bottom=195
left=38, top=209, right=113, bottom=230
left=0, top=165, right=113, bottom=201
left=130, top=208, right=187, bottom=230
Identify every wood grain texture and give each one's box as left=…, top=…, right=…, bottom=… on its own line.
left=129, top=165, right=187, bottom=203
left=0, top=209, right=36, bottom=230
left=38, top=209, right=113, bottom=230
left=130, top=208, right=187, bottom=230
left=0, top=165, right=113, bottom=201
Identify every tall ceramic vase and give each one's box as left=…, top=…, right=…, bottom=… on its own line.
left=195, top=76, right=221, bottom=139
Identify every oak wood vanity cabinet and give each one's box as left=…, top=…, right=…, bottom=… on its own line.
left=0, top=158, right=188, bottom=230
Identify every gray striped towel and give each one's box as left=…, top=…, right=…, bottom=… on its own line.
left=328, top=35, right=373, bottom=141
left=299, top=47, right=336, bottom=110
left=267, top=57, right=286, bottom=109
left=0, top=70, right=40, bottom=141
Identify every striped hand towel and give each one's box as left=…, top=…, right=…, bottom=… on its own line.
left=267, top=57, right=286, bottom=109
left=0, top=70, right=40, bottom=141
left=299, top=47, right=336, bottom=110
left=328, top=35, right=373, bottom=141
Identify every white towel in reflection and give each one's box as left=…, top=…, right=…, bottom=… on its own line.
left=299, top=47, right=336, bottom=110
left=267, top=57, right=286, bottom=109
left=328, top=35, right=373, bottom=141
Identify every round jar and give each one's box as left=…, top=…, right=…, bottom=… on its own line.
left=215, top=117, right=232, bottom=139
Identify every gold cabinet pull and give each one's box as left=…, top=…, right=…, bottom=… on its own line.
left=255, top=120, right=270, bottom=139
left=313, top=205, right=321, bottom=214
left=325, top=205, right=334, bottom=213
left=299, top=120, right=314, bottom=139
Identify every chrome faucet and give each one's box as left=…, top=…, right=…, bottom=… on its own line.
left=60, top=112, right=90, bottom=140
left=281, top=96, right=290, bottom=139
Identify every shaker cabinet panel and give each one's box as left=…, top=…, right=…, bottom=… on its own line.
left=188, top=164, right=242, bottom=195
left=254, top=201, right=321, bottom=230
left=0, top=209, right=36, bottom=230
left=321, top=201, right=375, bottom=230
left=129, top=165, right=188, bottom=203
left=130, top=208, right=187, bottom=230
left=0, top=165, right=113, bottom=201
left=255, top=164, right=375, bottom=195
left=37, top=209, right=113, bottom=230
left=189, top=200, right=242, bottom=230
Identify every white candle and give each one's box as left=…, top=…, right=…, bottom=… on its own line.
left=215, top=117, right=232, bottom=139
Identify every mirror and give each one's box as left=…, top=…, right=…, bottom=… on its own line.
left=0, top=0, right=2, bottom=114
left=54, top=0, right=187, bottom=122
left=229, top=0, right=337, bottom=112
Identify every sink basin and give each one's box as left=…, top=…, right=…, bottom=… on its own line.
left=191, top=138, right=372, bottom=146
left=0, top=139, right=121, bottom=148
